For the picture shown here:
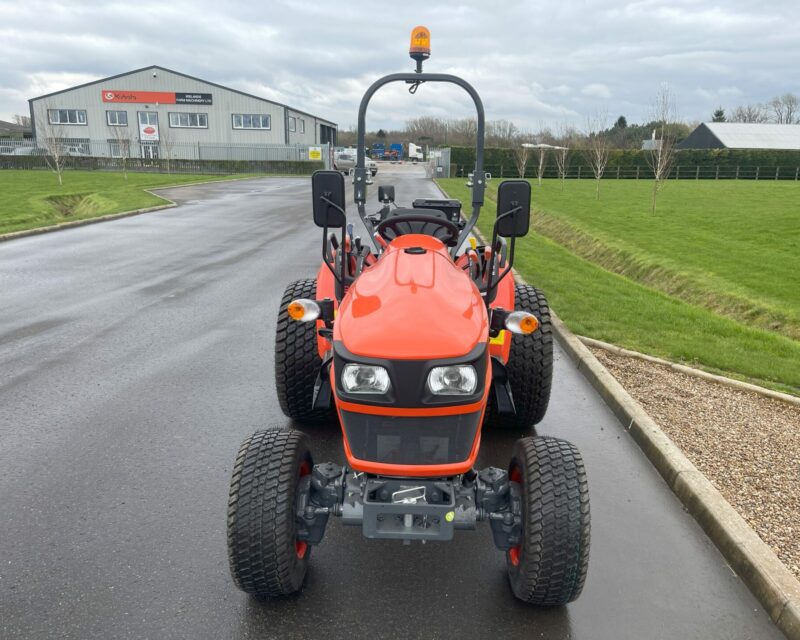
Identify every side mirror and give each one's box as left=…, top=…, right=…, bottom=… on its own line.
left=312, top=170, right=346, bottom=228
left=495, top=180, right=530, bottom=238
left=378, top=185, right=395, bottom=203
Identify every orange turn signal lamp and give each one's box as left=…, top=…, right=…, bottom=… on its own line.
left=288, top=299, right=320, bottom=322
left=409, top=26, right=431, bottom=62
left=505, top=311, right=539, bottom=335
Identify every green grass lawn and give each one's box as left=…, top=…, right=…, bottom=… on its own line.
left=437, top=178, right=800, bottom=395
left=447, top=178, right=800, bottom=339
left=0, top=170, right=267, bottom=235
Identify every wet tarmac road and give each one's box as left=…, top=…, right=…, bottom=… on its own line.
left=0, top=165, right=783, bottom=639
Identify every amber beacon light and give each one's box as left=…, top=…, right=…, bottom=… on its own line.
left=409, top=26, right=431, bottom=63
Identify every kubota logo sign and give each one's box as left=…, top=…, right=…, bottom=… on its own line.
left=101, top=90, right=212, bottom=104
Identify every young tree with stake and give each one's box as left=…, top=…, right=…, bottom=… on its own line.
left=585, top=111, right=610, bottom=200
left=646, top=85, right=678, bottom=215
left=110, top=124, right=132, bottom=180
left=36, top=111, right=67, bottom=186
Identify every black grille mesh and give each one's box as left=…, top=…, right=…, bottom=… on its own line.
left=340, top=410, right=481, bottom=465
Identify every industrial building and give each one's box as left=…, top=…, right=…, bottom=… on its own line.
left=678, top=122, right=800, bottom=150
left=28, top=65, right=337, bottom=160
left=0, top=119, right=32, bottom=139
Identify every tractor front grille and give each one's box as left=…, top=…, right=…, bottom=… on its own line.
left=340, top=410, right=481, bottom=466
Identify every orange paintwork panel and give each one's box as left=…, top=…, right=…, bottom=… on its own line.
left=488, top=274, right=514, bottom=363
left=314, top=262, right=337, bottom=357
left=333, top=235, right=488, bottom=360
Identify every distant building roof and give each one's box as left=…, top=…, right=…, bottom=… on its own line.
left=0, top=119, right=32, bottom=137
left=678, top=122, right=800, bottom=150
left=641, top=139, right=662, bottom=151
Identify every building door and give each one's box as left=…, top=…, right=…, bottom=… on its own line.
left=141, top=142, right=160, bottom=162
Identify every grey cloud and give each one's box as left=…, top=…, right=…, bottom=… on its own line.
left=1, top=0, right=798, bottom=129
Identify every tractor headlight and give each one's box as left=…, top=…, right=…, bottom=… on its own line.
left=341, top=364, right=391, bottom=394
left=427, top=365, right=477, bottom=395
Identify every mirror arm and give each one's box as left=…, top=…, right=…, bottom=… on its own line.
left=319, top=196, right=347, bottom=301
left=358, top=202, right=379, bottom=252
left=484, top=207, right=520, bottom=304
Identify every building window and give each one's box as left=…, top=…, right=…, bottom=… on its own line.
left=288, top=116, right=296, bottom=132
left=169, top=112, right=208, bottom=128
left=232, top=114, right=271, bottom=130
left=106, top=111, right=128, bottom=126
left=48, top=109, right=87, bottom=125
left=298, top=118, right=305, bottom=134
left=108, top=139, right=131, bottom=158
left=138, top=111, right=158, bottom=126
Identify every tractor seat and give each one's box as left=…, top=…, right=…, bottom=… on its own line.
left=381, top=207, right=455, bottom=245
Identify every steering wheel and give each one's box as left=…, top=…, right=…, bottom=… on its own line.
left=376, top=214, right=460, bottom=246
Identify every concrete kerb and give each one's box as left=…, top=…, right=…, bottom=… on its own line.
left=435, top=181, right=800, bottom=639
left=554, top=311, right=800, bottom=637
left=0, top=174, right=277, bottom=244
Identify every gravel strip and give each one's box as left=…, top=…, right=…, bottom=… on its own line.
left=589, top=347, right=800, bottom=582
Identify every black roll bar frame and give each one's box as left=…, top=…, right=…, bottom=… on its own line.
left=352, top=72, right=487, bottom=256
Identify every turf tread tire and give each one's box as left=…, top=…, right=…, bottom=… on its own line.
left=507, top=435, right=590, bottom=605
left=275, top=279, right=330, bottom=423
left=227, top=428, right=312, bottom=597
left=492, top=284, right=553, bottom=429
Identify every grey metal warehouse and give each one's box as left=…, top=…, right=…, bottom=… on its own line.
left=28, top=65, right=337, bottom=161
left=678, top=122, right=800, bottom=149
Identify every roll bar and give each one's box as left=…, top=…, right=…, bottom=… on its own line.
left=353, top=73, right=487, bottom=255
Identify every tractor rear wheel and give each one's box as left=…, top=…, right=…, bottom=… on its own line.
left=275, top=278, right=330, bottom=423
left=506, top=436, right=590, bottom=606
left=227, top=428, right=313, bottom=597
left=491, top=284, right=553, bottom=429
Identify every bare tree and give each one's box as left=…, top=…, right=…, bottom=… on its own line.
left=553, top=145, right=569, bottom=190
left=513, top=142, right=530, bottom=178
left=555, top=122, right=580, bottom=191
left=645, top=85, right=679, bottom=215
left=585, top=111, right=610, bottom=200
left=36, top=114, right=68, bottom=186
left=769, top=93, right=800, bottom=124
left=159, top=123, right=174, bottom=174
left=730, top=103, right=769, bottom=123
left=522, top=138, right=559, bottom=186
left=109, top=124, right=132, bottom=180
left=13, top=114, right=31, bottom=128
left=447, top=118, right=477, bottom=146
left=486, top=119, right=518, bottom=148
left=553, top=124, right=574, bottom=191
left=406, top=116, right=448, bottom=145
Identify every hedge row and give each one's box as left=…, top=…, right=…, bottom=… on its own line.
left=0, top=155, right=324, bottom=175
left=450, top=146, right=800, bottom=170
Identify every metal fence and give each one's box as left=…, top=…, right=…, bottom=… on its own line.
left=452, top=163, right=800, bottom=181
left=426, top=148, right=452, bottom=178
left=0, top=138, right=330, bottom=175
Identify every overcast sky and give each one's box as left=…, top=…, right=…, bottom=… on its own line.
left=1, top=0, right=798, bottom=131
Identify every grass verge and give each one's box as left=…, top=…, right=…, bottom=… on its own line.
left=436, top=178, right=800, bottom=395
left=445, top=178, right=800, bottom=340
left=0, top=170, right=269, bottom=235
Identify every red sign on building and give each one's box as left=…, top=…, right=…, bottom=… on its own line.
left=102, top=90, right=213, bottom=104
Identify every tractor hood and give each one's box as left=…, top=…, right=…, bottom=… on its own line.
left=334, top=235, right=488, bottom=360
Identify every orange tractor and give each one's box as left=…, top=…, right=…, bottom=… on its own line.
left=227, top=27, right=590, bottom=605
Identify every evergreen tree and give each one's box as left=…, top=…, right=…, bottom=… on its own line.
left=712, top=108, right=726, bottom=122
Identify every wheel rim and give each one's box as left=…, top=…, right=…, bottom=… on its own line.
left=508, top=465, right=523, bottom=567
left=295, top=460, right=312, bottom=559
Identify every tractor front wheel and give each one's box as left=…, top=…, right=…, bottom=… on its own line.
left=506, top=436, right=590, bottom=606
left=492, top=284, right=553, bottom=429
left=227, top=428, right=313, bottom=597
left=275, top=279, right=330, bottom=423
